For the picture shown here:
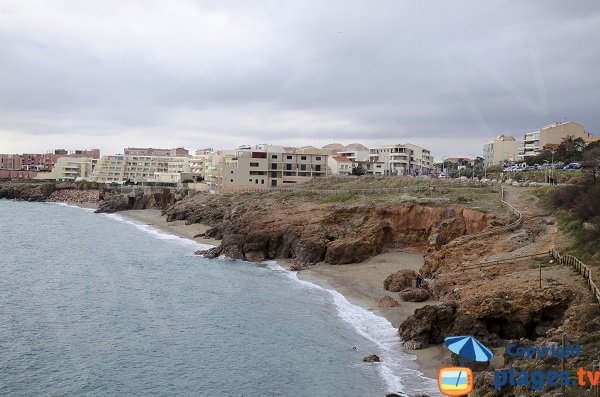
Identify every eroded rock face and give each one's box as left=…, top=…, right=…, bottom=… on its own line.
left=163, top=193, right=488, bottom=265
left=384, top=270, right=416, bottom=292
left=95, top=196, right=130, bottom=213
left=399, top=286, right=577, bottom=350
left=399, top=303, right=458, bottom=349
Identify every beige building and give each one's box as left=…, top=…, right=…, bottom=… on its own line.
left=34, top=157, right=97, bottom=181
left=368, top=143, right=433, bottom=176
left=328, top=155, right=353, bottom=176
left=483, top=135, right=519, bottom=167
left=518, top=121, right=590, bottom=160
left=90, top=154, right=189, bottom=184
left=214, top=145, right=329, bottom=193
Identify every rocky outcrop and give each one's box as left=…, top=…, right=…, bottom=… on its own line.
left=362, top=354, right=380, bottom=362
left=399, top=303, right=458, bottom=349
left=0, top=182, right=57, bottom=201
left=398, top=288, right=430, bottom=302
left=165, top=192, right=488, bottom=265
left=95, top=196, right=130, bottom=213
left=399, top=286, right=576, bottom=349
left=384, top=270, right=416, bottom=292
left=378, top=295, right=400, bottom=307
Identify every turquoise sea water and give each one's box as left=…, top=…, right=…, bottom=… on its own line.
left=0, top=200, right=439, bottom=396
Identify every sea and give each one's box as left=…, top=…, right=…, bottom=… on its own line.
left=0, top=200, right=441, bottom=397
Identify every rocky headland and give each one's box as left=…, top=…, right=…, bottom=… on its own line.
left=163, top=191, right=489, bottom=265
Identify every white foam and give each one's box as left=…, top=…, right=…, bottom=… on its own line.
left=47, top=202, right=96, bottom=212
left=101, top=213, right=215, bottom=251
left=264, top=260, right=442, bottom=396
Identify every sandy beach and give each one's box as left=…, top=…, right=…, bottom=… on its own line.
left=115, top=207, right=447, bottom=379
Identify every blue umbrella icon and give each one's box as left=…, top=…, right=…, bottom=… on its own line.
left=444, top=336, right=493, bottom=362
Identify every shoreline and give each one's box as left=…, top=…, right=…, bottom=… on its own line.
left=115, top=207, right=446, bottom=380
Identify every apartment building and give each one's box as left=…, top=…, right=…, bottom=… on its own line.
left=214, top=145, right=329, bottom=193
left=124, top=147, right=189, bottom=157
left=483, top=135, right=519, bottom=167
left=0, top=149, right=100, bottom=172
left=35, top=157, right=97, bottom=181
left=368, top=143, right=433, bottom=176
left=90, top=154, right=189, bottom=184
left=336, top=143, right=370, bottom=163
left=517, top=122, right=589, bottom=160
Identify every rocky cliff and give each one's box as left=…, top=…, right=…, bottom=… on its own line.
left=164, top=191, right=488, bottom=265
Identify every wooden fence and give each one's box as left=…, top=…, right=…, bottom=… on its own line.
left=550, top=249, right=600, bottom=304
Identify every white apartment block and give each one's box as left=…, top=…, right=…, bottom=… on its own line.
left=34, top=157, right=97, bottom=181
left=214, top=145, right=329, bottom=193
left=483, top=135, right=519, bottom=167
left=90, top=154, right=189, bottom=184
left=368, top=143, right=433, bottom=176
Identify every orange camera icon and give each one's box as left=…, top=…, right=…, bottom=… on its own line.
left=437, top=366, right=473, bottom=396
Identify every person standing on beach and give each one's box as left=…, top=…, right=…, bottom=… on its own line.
left=416, top=273, right=422, bottom=289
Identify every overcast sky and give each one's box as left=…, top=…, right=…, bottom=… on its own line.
left=1, top=1, right=599, bottom=159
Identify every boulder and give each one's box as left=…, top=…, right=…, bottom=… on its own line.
left=399, top=288, right=430, bottom=302
left=378, top=295, right=400, bottom=307
left=399, top=303, right=457, bottom=349
left=384, top=269, right=416, bottom=292
left=362, top=354, right=380, bottom=362
left=95, top=196, right=130, bottom=213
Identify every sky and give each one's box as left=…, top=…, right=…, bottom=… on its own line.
left=1, top=0, right=599, bottom=159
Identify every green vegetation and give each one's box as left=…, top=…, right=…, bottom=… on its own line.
left=351, top=164, right=366, bottom=176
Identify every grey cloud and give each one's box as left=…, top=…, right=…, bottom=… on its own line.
left=1, top=0, right=599, bottom=157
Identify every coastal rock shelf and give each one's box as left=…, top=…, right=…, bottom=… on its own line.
left=164, top=191, right=489, bottom=266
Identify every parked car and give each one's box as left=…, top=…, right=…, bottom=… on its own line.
left=563, top=162, right=582, bottom=170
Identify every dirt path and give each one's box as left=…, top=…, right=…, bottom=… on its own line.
left=482, top=186, right=557, bottom=261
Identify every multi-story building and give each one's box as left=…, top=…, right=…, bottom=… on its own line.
left=90, top=154, right=189, bottom=184
left=483, top=135, right=519, bottom=167
left=0, top=149, right=100, bottom=173
left=336, top=143, right=370, bottom=163
left=368, top=143, right=433, bottom=176
left=35, top=157, right=97, bottom=181
left=517, top=122, right=589, bottom=160
left=213, top=145, right=329, bottom=193
left=124, top=147, right=189, bottom=157
left=328, top=155, right=353, bottom=176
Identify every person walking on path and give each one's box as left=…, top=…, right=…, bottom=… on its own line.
left=416, top=273, right=423, bottom=289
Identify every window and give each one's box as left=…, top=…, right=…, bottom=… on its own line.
left=252, top=152, right=267, bottom=159
left=301, top=156, right=307, bottom=160
left=261, top=180, right=264, bottom=184
left=255, top=179, right=258, bottom=184
left=271, top=154, right=278, bottom=159
left=230, top=170, right=234, bottom=174
left=250, top=162, right=259, bottom=167
left=230, top=179, right=233, bottom=182
left=249, top=179, right=252, bottom=182
left=271, top=163, right=277, bottom=169
left=300, top=164, right=306, bottom=171
left=286, top=164, right=292, bottom=170
left=315, top=165, right=321, bottom=171
left=271, top=171, right=277, bottom=178
left=286, top=155, right=293, bottom=160
left=316, top=156, right=321, bottom=161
